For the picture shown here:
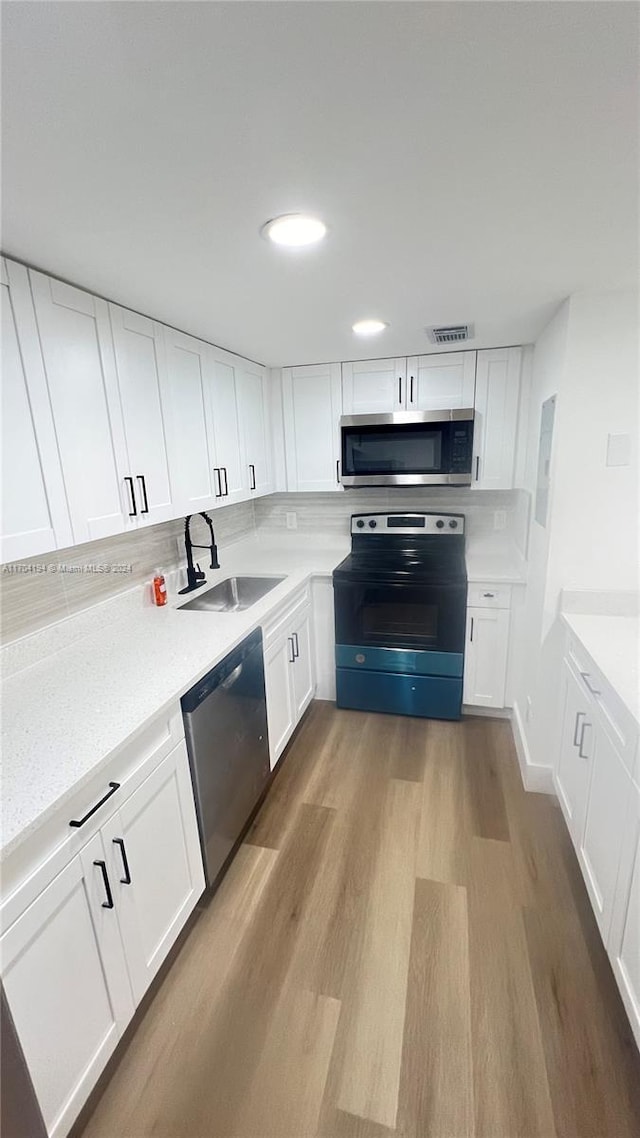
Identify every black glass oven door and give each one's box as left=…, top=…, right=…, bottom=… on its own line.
left=334, top=580, right=466, bottom=653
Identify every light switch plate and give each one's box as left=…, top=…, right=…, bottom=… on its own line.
left=493, top=510, right=507, bottom=531
left=606, top=433, right=631, bottom=467
left=286, top=512, right=297, bottom=530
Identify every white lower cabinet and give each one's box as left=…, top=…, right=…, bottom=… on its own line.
left=609, top=785, right=640, bottom=1050
left=463, top=585, right=511, bottom=708
left=1, top=832, right=134, bottom=1138
left=1, top=737, right=204, bottom=1137
left=555, top=659, right=595, bottom=844
left=578, top=726, right=630, bottom=942
left=264, top=602, right=315, bottom=768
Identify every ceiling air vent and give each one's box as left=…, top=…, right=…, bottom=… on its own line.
left=426, top=323, right=474, bottom=345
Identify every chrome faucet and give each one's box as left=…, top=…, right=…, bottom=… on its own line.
left=178, top=513, right=219, bottom=595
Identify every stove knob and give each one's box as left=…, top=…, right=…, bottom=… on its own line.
left=436, top=519, right=445, bottom=529
left=356, top=519, right=365, bottom=529
left=368, top=519, right=377, bottom=528
left=449, top=519, right=458, bottom=529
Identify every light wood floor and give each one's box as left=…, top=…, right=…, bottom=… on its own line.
left=79, top=703, right=640, bottom=1138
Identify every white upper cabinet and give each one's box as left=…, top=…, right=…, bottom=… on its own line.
left=160, top=327, right=217, bottom=515
left=1, top=260, right=73, bottom=561
left=209, top=354, right=247, bottom=505
left=406, top=352, right=476, bottom=411
left=282, top=363, right=342, bottom=491
left=238, top=363, right=273, bottom=497
left=472, top=347, right=522, bottom=490
left=108, top=306, right=174, bottom=527
left=29, top=271, right=132, bottom=545
left=342, top=358, right=407, bottom=414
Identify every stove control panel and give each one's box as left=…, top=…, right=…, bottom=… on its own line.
left=351, top=513, right=465, bottom=535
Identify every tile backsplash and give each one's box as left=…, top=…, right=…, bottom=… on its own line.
left=1, top=500, right=255, bottom=644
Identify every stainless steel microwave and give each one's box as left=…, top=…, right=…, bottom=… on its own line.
left=340, top=409, right=474, bottom=487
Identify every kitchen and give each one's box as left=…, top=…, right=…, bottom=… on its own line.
left=1, top=3, right=639, bottom=1137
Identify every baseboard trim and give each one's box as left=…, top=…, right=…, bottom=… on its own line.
left=511, top=700, right=555, bottom=795
left=462, top=704, right=510, bottom=719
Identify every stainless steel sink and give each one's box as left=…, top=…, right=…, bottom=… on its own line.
left=178, top=575, right=285, bottom=613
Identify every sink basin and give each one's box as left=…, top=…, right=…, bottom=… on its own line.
left=178, top=575, right=285, bottom=613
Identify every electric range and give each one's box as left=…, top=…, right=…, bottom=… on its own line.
left=332, top=512, right=467, bottom=720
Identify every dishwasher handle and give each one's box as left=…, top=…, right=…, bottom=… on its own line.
left=220, top=663, right=243, bottom=690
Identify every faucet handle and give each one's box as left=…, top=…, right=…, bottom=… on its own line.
left=195, top=562, right=205, bottom=582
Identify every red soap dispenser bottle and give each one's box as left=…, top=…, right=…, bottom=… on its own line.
left=152, top=569, right=167, bottom=607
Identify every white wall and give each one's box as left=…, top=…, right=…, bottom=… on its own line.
left=510, top=290, right=639, bottom=784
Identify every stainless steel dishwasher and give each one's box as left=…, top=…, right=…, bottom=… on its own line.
left=181, top=628, right=270, bottom=887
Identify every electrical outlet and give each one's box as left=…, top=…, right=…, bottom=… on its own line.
left=493, top=510, right=507, bottom=531
left=286, top=512, right=297, bottom=530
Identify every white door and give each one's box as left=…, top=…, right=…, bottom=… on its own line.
left=555, top=661, right=595, bottom=844
left=264, top=633, right=296, bottom=768
left=292, top=610, right=315, bottom=719
left=29, top=271, right=131, bottom=544
left=238, top=363, right=272, bottom=496
left=109, top=306, right=174, bottom=527
left=282, top=363, right=342, bottom=491
left=209, top=355, right=246, bottom=504
left=578, top=730, right=630, bottom=942
left=472, top=347, right=521, bottom=489
left=101, top=741, right=205, bottom=1004
left=462, top=607, right=509, bottom=708
left=1, top=832, right=134, bottom=1138
left=342, top=358, right=407, bottom=414
left=1, top=260, right=73, bottom=561
left=609, top=785, right=640, bottom=1050
left=161, top=327, right=217, bottom=515
left=406, top=352, right=476, bottom=411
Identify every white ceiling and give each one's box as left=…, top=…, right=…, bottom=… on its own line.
left=2, top=2, right=637, bottom=366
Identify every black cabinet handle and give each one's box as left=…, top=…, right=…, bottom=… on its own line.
left=214, top=468, right=222, bottom=498
left=93, top=860, right=114, bottom=909
left=137, top=475, right=149, bottom=514
left=124, top=477, right=137, bottom=517
left=288, top=636, right=295, bottom=664
left=293, top=631, right=300, bottom=659
left=470, top=617, right=474, bottom=643
left=249, top=464, right=256, bottom=491
left=69, top=782, right=120, bottom=828
left=112, top=838, right=132, bottom=885
left=410, top=375, right=414, bottom=404
left=222, top=467, right=229, bottom=496
left=483, top=592, right=495, bottom=598
left=475, top=456, right=480, bottom=482
left=336, top=459, right=340, bottom=484
left=398, top=376, right=402, bottom=405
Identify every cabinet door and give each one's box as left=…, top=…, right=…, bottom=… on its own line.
left=342, top=358, right=407, bottom=413
left=282, top=363, right=342, bottom=491
left=1, top=260, right=72, bottom=561
left=555, top=661, right=595, bottom=844
left=209, top=355, right=246, bottom=504
left=472, top=347, right=521, bottom=490
left=609, top=786, right=640, bottom=1050
left=578, top=728, right=630, bottom=942
left=1, top=832, right=134, bottom=1138
left=161, top=327, right=217, bottom=514
left=264, top=633, right=296, bottom=768
left=238, top=363, right=272, bottom=496
left=406, top=352, right=476, bottom=411
left=109, top=306, right=174, bottom=527
left=462, top=606, right=509, bottom=708
left=292, top=610, right=315, bottom=719
left=30, top=271, right=131, bottom=544
left=102, top=741, right=205, bottom=1004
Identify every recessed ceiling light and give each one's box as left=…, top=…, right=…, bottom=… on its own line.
left=262, top=214, right=327, bottom=247
left=352, top=319, right=389, bottom=336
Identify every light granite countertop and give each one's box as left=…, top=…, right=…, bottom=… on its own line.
left=562, top=612, right=639, bottom=727
left=0, top=533, right=526, bottom=862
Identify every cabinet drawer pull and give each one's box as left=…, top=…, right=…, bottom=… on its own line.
left=288, top=636, right=295, bottom=664
left=578, top=720, right=591, bottom=759
left=214, top=468, right=222, bottom=498
left=483, top=592, right=495, bottom=598
left=124, top=477, right=137, bottom=517
left=113, top=837, right=132, bottom=885
left=580, top=671, right=601, bottom=697
left=137, top=475, right=149, bottom=514
left=292, top=631, right=300, bottom=659
left=222, top=467, right=229, bottom=496
left=249, top=464, right=256, bottom=491
left=573, top=710, right=586, bottom=747
left=93, top=860, right=114, bottom=909
left=69, top=781, right=120, bottom=828
left=470, top=617, right=474, bottom=642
